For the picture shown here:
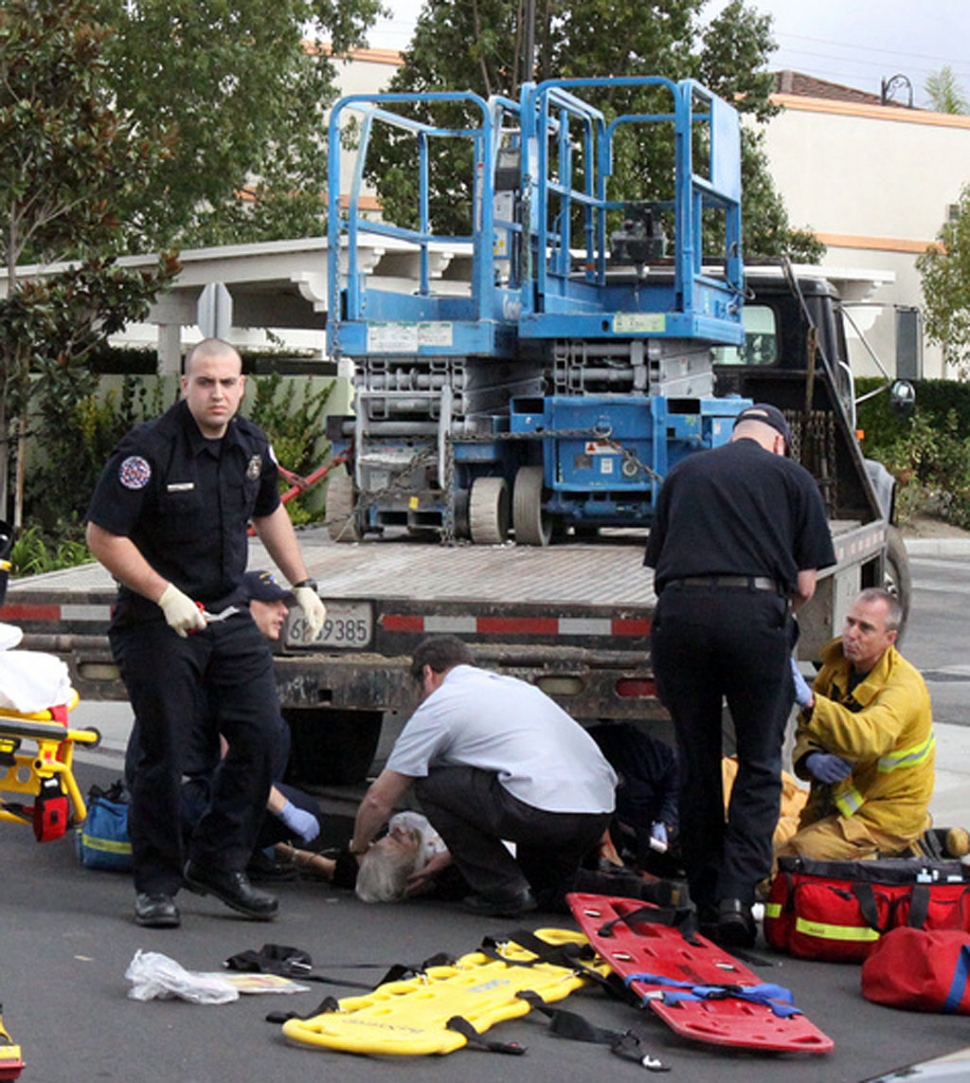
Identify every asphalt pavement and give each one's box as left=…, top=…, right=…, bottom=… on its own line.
left=2, top=537, right=970, bottom=1082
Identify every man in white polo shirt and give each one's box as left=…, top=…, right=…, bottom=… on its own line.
left=349, top=636, right=617, bottom=916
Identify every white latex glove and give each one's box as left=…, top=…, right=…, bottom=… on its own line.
left=278, top=799, right=321, bottom=844
left=158, top=583, right=206, bottom=637
left=649, top=821, right=669, bottom=852
left=790, top=657, right=814, bottom=708
left=293, top=585, right=326, bottom=640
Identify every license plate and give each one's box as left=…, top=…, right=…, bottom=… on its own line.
left=285, top=601, right=373, bottom=649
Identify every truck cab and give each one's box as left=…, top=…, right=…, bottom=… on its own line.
left=713, top=264, right=911, bottom=648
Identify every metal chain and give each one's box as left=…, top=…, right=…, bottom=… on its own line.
left=441, top=435, right=457, bottom=546
left=601, top=437, right=665, bottom=484
left=322, top=445, right=439, bottom=536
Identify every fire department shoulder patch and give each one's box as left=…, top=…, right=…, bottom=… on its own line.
left=119, top=456, right=151, bottom=490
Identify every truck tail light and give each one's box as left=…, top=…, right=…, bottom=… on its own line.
left=615, top=678, right=657, bottom=698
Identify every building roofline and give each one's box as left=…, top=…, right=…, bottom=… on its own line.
left=773, top=91, right=970, bottom=128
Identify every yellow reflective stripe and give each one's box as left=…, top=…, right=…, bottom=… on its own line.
left=794, top=916, right=881, bottom=943
left=81, top=835, right=131, bottom=854
left=878, top=729, right=936, bottom=773
left=835, top=786, right=863, bottom=817
left=765, top=902, right=783, bottom=919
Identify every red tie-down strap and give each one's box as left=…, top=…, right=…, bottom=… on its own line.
left=32, top=777, right=69, bottom=842
left=48, top=704, right=68, bottom=726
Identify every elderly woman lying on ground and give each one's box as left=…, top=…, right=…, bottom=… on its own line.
left=276, top=810, right=460, bottom=903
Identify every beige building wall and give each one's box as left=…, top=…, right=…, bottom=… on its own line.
left=329, top=47, right=403, bottom=210
left=763, top=96, right=970, bottom=379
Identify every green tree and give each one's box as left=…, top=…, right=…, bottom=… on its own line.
left=99, top=0, right=386, bottom=250
left=365, top=0, right=822, bottom=261
left=0, top=0, right=177, bottom=527
left=924, top=65, right=968, bottom=115
left=917, top=183, right=970, bottom=378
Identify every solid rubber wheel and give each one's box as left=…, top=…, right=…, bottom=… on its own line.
left=326, top=469, right=362, bottom=543
left=512, top=466, right=552, bottom=546
left=469, top=477, right=510, bottom=545
left=885, top=524, right=912, bottom=641
left=452, top=488, right=471, bottom=539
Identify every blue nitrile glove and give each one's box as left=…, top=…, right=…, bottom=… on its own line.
left=279, top=800, right=321, bottom=844
left=790, top=658, right=813, bottom=708
left=805, top=752, right=852, bottom=785
left=649, top=821, right=668, bottom=852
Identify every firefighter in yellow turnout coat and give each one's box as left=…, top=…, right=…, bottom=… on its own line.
left=777, top=588, right=934, bottom=861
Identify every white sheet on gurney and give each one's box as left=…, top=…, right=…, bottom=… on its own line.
left=0, top=631, right=72, bottom=712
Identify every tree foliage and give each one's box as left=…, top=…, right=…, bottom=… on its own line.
left=917, top=182, right=970, bottom=378
left=365, top=0, right=822, bottom=261
left=924, top=66, right=968, bottom=115
left=0, top=0, right=177, bottom=525
left=1, top=0, right=389, bottom=530
left=99, top=0, right=386, bottom=249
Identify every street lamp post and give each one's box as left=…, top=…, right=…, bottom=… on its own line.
left=881, top=74, right=914, bottom=108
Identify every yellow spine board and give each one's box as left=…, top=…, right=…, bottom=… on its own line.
left=283, top=928, right=604, bottom=1056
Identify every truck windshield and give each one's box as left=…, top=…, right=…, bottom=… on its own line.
left=713, top=305, right=777, bottom=366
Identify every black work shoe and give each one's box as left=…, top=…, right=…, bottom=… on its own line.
left=134, top=892, right=180, bottom=929
left=710, top=897, right=757, bottom=949
left=183, top=861, right=279, bottom=921
left=461, top=887, right=537, bottom=918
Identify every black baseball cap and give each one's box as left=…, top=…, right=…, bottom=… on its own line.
left=243, top=570, right=296, bottom=605
left=733, top=402, right=791, bottom=448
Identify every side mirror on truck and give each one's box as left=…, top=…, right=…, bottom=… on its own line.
left=889, top=379, right=916, bottom=417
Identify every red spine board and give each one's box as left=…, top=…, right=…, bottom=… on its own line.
left=568, top=893, right=833, bottom=1055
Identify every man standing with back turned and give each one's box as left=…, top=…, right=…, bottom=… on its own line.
left=644, top=403, right=836, bottom=946
left=87, top=338, right=326, bottom=929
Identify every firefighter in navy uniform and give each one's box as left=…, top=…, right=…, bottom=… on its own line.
left=644, top=403, right=836, bottom=947
left=86, top=338, right=326, bottom=929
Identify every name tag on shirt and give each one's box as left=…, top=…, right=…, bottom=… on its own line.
left=167, top=482, right=195, bottom=492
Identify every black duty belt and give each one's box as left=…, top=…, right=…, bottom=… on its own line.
left=665, top=575, right=783, bottom=593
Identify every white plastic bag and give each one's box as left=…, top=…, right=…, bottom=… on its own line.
left=125, top=950, right=239, bottom=1005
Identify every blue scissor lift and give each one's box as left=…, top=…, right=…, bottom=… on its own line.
left=326, top=90, right=534, bottom=540
left=326, top=77, right=751, bottom=543
left=507, top=76, right=750, bottom=543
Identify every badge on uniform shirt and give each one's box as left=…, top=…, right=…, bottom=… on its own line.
left=119, top=456, right=151, bottom=490
left=246, top=455, right=262, bottom=480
